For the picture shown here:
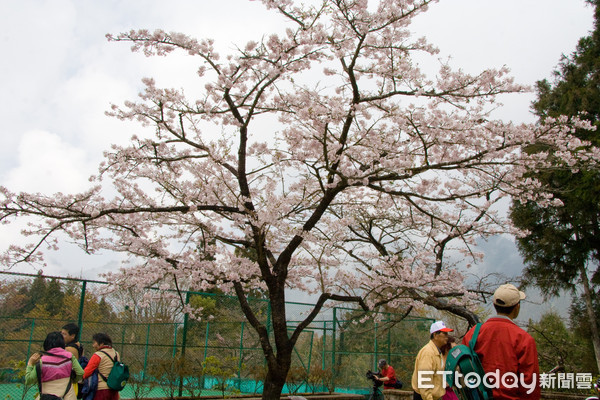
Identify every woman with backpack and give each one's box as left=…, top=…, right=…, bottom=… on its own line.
left=83, top=333, right=120, bottom=400
left=25, top=331, right=84, bottom=400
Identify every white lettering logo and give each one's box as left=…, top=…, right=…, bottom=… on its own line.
left=415, top=370, right=541, bottom=394
left=414, top=371, right=597, bottom=394
left=417, top=371, right=434, bottom=389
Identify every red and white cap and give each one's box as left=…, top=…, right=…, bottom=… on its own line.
left=430, top=320, right=453, bottom=334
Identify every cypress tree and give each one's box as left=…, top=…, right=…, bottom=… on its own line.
left=510, top=0, right=600, bottom=371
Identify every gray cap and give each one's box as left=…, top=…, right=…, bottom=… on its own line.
left=378, top=359, right=387, bottom=368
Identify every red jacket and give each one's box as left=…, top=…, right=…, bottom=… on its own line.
left=380, top=365, right=397, bottom=388
left=462, top=317, right=540, bottom=400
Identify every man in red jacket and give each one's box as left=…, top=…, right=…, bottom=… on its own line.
left=462, top=284, right=540, bottom=400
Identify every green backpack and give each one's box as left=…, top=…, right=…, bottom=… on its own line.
left=98, top=351, right=129, bottom=391
left=445, top=323, right=493, bottom=400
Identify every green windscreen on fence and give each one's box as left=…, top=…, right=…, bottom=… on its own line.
left=0, top=272, right=433, bottom=399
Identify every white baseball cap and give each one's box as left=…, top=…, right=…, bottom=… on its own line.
left=430, top=320, right=453, bottom=334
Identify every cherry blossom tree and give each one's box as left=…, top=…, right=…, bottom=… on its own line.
left=1, top=0, right=597, bottom=398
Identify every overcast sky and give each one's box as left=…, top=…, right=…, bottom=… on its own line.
left=0, top=0, right=595, bottom=316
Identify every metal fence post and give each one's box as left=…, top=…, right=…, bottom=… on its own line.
left=374, top=320, right=378, bottom=370
left=387, top=314, right=391, bottom=363
left=203, top=321, right=210, bottom=360
left=178, top=291, right=191, bottom=397
left=120, top=323, right=126, bottom=359
left=172, top=322, right=178, bottom=357
left=23, top=318, right=36, bottom=399
left=201, top=321, right=210, bottom=392
left=77, top=280, right=87, bottom=334
left=331, top=307, right=337, bottom=391
left=307, top=330, right=314, bottom=376
left=238, top=321, right=245, bottom=390
left=181, top=291, right=191, bottom=358
left=322, top=320, right=326, bottom=370
left=26, top=318, right=35, bottom=359
left=143, top=323, right=150, bottom=380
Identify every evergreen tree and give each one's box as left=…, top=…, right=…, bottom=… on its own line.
left=529, top=311, right=597, bottom=375
left=0, top=279, right=29, bottom=317
left=44, top=278, right=65, bottom=316
left=24, top=273, right=47, bottom=314
left=510, top=0, right=600, bottom=371
left=97, top=297, right=115, bottom=321
left=569, top=294, right=600, bottom=374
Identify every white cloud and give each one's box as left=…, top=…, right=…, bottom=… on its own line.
left=5, top=130, right=92, bottom=194
left=54, top=65, right=143, bottom=152
left=0, top=0, right=595, bottom=281
left=410, top=0, right=594, bottom=123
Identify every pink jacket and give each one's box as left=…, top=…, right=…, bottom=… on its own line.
left=40, top=348, right=73, bottom=382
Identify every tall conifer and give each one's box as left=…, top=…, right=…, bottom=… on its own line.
left=510, top=0, right=600, bottom=372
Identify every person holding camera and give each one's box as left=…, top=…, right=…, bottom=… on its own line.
left=375, top=359, right=400, bottom=389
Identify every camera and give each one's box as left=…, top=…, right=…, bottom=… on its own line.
left=366, top=370, right=383, bottom=387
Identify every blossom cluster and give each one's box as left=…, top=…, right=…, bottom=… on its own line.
left=1, top=0, right=597, bottom=323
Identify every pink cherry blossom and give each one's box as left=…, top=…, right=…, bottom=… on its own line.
left=2, top=1, right=597, bottom=399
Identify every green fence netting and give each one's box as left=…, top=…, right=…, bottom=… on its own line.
left=0, top=272, right=433, bottom=399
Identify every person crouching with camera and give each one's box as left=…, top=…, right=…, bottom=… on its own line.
left=376, top=359, right=399, bottom=389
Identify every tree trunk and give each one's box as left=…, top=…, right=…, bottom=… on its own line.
left=262, top=350, right=292, bottom=400
left=262, top=369, right=288, bottom=400
left=580, top=264, right=600, bottom=374
left=233, top=279, right=293, bottom=400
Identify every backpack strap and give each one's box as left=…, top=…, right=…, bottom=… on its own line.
left=99, top=350, right=117, bottom=363
left=35, top=362, right=43, bottom=395
left=468, top=322, right=483, bottom=350
left=97, top=350, right=117, bottom=383
left=63, top=376, right=73, bottom=398
left=66, top=342, right=83, bottom=358
left=35, top=360, right=73, bottom=398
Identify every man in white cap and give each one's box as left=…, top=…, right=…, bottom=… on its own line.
left=411, top=320, right=453, bottom=400
left=462, top=283, right=540, bottom=400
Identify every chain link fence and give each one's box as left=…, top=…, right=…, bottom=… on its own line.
left=0, top=272, right=433, bottom=399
